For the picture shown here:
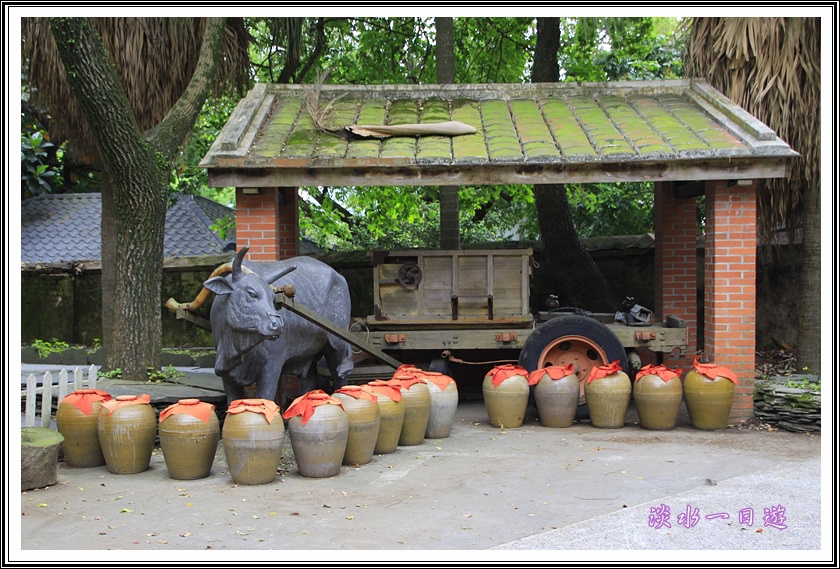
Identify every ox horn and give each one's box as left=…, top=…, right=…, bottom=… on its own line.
left=264, top=264, right=297, bottom=286
left=231, top=245, right=250, bottom=283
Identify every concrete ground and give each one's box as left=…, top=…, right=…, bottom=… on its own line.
left=12, top=366, right=830, bottom=564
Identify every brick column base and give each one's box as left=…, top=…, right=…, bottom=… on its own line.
left=704, top=180, right=757, bottom=423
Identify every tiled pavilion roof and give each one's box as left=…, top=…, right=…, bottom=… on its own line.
left=21, top=193, right=236, bottom=264
left=201, top=79, right=797, bottom=188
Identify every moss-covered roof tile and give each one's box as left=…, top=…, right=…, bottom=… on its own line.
left=203, top=80, right=798, bottom=186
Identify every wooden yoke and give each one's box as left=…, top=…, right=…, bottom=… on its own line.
left=165, top=261, right=256, bottom=313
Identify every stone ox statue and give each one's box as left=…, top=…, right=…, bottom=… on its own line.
left=203, top=246, right=354, bottom=404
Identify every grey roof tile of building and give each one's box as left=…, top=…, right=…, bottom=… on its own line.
left=21, top=193, right=236, bottom=264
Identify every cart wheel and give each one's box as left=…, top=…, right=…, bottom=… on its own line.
left=518, top=315, right=628, bottom=406
left=397, top=263, right=422, bottom=288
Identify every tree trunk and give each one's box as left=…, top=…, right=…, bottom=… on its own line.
left=796, top=181, right=820, bottom=373
left=435, top=16, right=460, bottom=249
left=532, top=17, right=619, bottom=312
left=50, top=17, right=226, bottom=380
left=99, top=171, right=116, bottom=349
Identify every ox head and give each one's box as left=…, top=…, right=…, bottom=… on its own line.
left=204, top=246, right=297, bottom=340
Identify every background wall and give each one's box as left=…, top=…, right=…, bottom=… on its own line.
left=20, top=239, right=800, bottom=352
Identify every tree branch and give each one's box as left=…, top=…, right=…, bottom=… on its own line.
left=145, top=17, right=226, bottom=161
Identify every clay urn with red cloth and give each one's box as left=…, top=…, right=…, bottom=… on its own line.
left=684, top=357, right=739, bottom=430
left=97, top=394, right=157, bottom=474
left=56, top=389, right=112, bottom=467
left=530, top=364, right=578, bottom=428
left=584, top=361, right=631, bottom=429
left=634, top=365, right=683, bottom=430
left=419, top=371, right=458, bottom=438
left=333, top=385, right=381, bottom=466
left=159, top=398, right=220, bottom=479
left=366, top=379, right=406, bottom=454
left=482, top=364, right=530, bottom=428
left=392, top=368, right=431, bottom=446
left=283, top=390, right=349, bottom=478
left=222, top=398, right=285, bottom=485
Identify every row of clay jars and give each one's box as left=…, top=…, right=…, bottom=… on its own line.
left=57, top=392, right=221, bottom=478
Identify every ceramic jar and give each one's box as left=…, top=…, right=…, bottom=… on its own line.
left=482, top=364, right=530, bottom=428
left=584, top=361, right=631, bottom=429
left=284, top=391, right=349, bottom=478
left=158, top=398, right=220, bottom=479
left=421, top=372, right=458, bottom=439
left=366, top=380, right=405, bottom=454
left=634, top=365, right=683, bottom=430
left=56, top=389, right=112, bottom=467
left=98, top=394, right=157, bottom=474
left=530, top=365, right=579, bottom=428
left=334, top=386, right=381, bottom=466
left=684, top=358, right=739, bottom=430
left=222, top=398, right=285, bottom=485
left=396, top=378, right=431, bottom=446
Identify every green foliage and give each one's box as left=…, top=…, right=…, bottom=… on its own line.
left=147, top=365, right=185, bottom=382
left=98, top=368, right=123, bottom=379
left=300, top=183, right=539, bottom=251
left=169, top=96, right=239, bottom=198
left=32, top=338, right=70, bottom=359
left=566, top=182, right=655, bottom=238
left=97, top=365, right=185, bottom=382
left=557, top=17, right=684, bottom=82
left=783, top=377, right=820, bottom=391
left=21, top=128, right=63, bottom=198
left=209, top=212, right=236, bottom=240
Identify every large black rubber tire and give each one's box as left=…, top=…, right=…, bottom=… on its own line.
left=519, top=315, right=629, bottom=390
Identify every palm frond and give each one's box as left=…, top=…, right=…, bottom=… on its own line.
left=684, top=17, right=820, bottom=244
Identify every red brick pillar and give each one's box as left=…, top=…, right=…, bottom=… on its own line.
left=704, top=180, right=757, bottom=423
left=654, top=181, right=698, bottom=370
left=234, top=187, right=299, bottom=260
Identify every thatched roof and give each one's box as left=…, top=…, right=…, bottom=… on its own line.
left=684, top=17, right=819, bottom=240
left=200, top=79, right=797, bottom=188
left=21, top=17, right=250, bottom=160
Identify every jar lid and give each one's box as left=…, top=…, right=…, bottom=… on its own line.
left=178, top=398, right=201, bottom=405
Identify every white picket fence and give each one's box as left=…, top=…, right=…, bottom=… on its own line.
left=21, top=366, right=99, bottom=428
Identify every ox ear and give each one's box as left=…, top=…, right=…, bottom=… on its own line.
left=204, top=276, right=235, bottom=296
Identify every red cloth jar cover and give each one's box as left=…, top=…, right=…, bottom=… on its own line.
left=227, top=398, right=281, bottom=424
left=159, top=398, right=216, bottom=424
left=366, top=380, right=404, bottom=402
left=100, top=393, right=151, bottom=415
left=418, top=371, right=456, bottom=391
left=282, top=390, right=345, bottom=426
left=587, top=360, right=623, bottom=384
left=335, top=385, right=378, bottom=402
left=487, top=364, right=530, bottom=388
left=527, top=364, right=576, bottom=386
left=691, top=356, right=740, bottom=385
left=61, top=389, right=112, bottom=416
left=635, top=364, right=682, bottom=383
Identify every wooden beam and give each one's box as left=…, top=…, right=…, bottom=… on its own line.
left=207, top=157, right=791, bottom=189
left=273, top=292, right=404, bottom=369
